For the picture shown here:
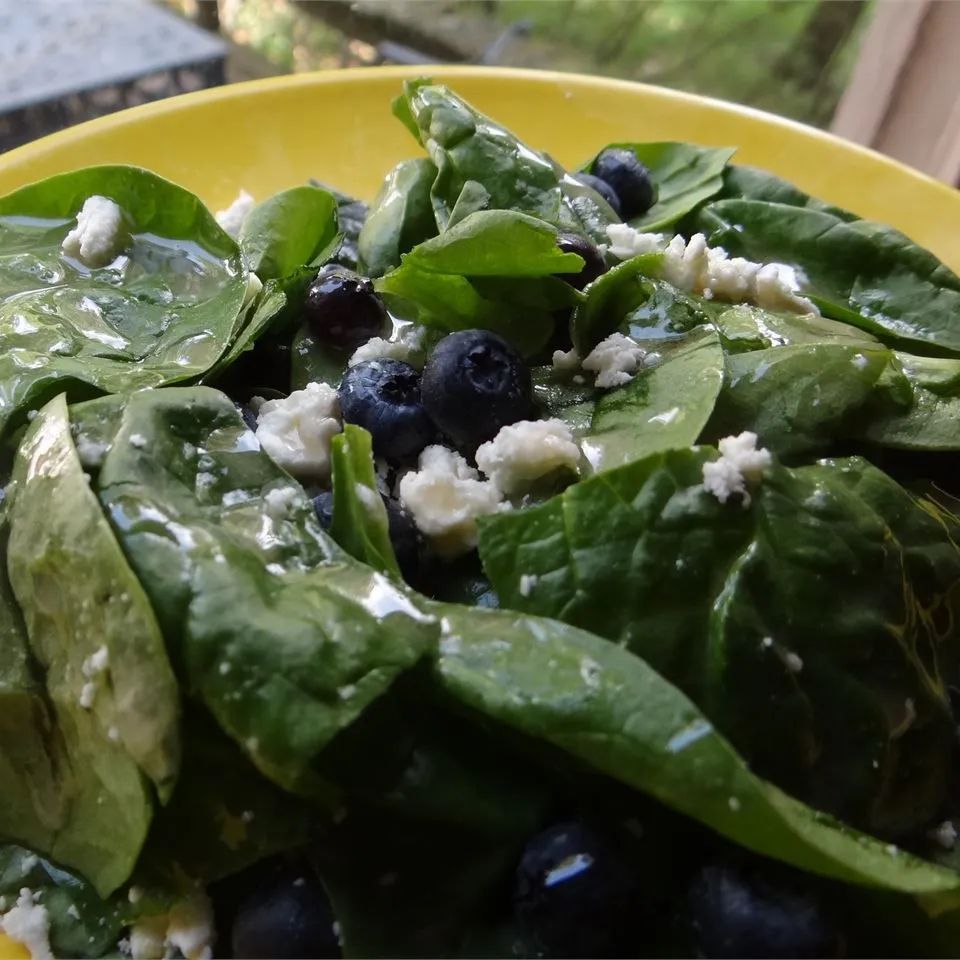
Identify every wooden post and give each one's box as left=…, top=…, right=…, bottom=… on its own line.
left=831, top=0, right=960, bottom=186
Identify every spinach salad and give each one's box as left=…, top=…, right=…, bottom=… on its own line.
left=2, top=78, right=960, bottom=959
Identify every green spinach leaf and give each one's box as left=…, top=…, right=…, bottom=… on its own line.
left=5, top=394, right=181, bottom=895
left=375, top=210, right=582, bottom=356
left=478, top=448, right=960, bottom=839
left=0, top=165, right=251, bottom=437
left=583, top=325, right=724, bottom=471
left=358, top=158, right=438, bottom=278
left=290, top=322, right=350, bottom=391
left=582, top=142, right=735, bottom=232
left=434, top=602, right=960, bottom=895
left=711, top=164, right=855, bottom=220
left=239, top=185, right=339, bottom=282
left=330, top=424, right=401, bottom=579
left=690, top=199, right=960, bottom=356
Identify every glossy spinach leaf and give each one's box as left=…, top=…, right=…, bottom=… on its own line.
left=0, top=165, right=251, bottom=437
left=239, top=185, right=340, bottom=282
left=690, top=199, right=960, bottom=355
left=358, top=158, right=438, bottom=278
left=330, top=424, right=401, bottom=578
left=711, top=164, right=855, bottom=220
left=393, top=79, right=617, bottom=241
left=706, top=342, right=907, bottom=457
left=309, top=180, right=368, bottom=271
left=5, top=394, right=179, bottom=895
left=375, top=210, right=582, bottom=356
left=582, top=142, right=735, bottom=231
left=570, top=255, right=710, bottom=355
left=530, top=366, right=596, bottom=437
left=864, top=353, right=960, bottom=450
left=433, top=603, right=960, bottom=897
left=290, top=322, right=351, bottom=391
left=583, top=325, right=724, bottom=472
left=88, top=387, right=435, bottom=796
left=478, top=447, right=960, bottom=839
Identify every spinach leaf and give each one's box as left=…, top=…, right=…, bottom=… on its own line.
left=711, top=164, right=855, bottom=220
left=690, top=199, right=960, bottom=356
left=358, top=158, right=438, bottom=278
left=0, top=165, right=251, bottom=437
left=530, top=366, right=596, bottom=437
left=5, top=394, right=180, bottom=895
left=478, top=447, right=960, bottom=839
left=330, top=424, right=401, bottom=578
left=290, top=322, right=350, bottom=391
left=864, top=353, right=960, bottom=450
left=582, top=142, right=735, bottom=232
left=309, top=181, right=368, bottom=272
left=89, top=387, right=434, bottom=796
left=239, top=185, right=339, bottom=282
left=706, top=343, right=907, bottom=457
left=583, top=325, right=724, bottom=472
left=393, top=79, right=617, bottom=242
left=570, top=256, right=710, bottom=355
left=375, top=210, right=582, bottom=356
left=433, top=603, right=960, bottom=896
left=0, top=846, right=126, bottom=958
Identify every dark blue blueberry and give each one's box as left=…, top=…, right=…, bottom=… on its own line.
left=312, top=490, right=334, bottom=530
left=591, top=148, right=657, bottom=220
left=304, top=266, right=387, bottom=350
left=338, top=359, right=435, bottom=461
left=384, top=498, right=422, bottom=584
left=230, top=868, right=340, bottom=959
left=421, top=330, right=531, bottom=450
left=573, top=172, right=622, bottom=217
left=217, top=335, right=292, bottom=403
left=513, top=820, right=641, bottom=958
left=555, top=233, right=607, bottom=290
left=688, top=864, right=839, bottom=959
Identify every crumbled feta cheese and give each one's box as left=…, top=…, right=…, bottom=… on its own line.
left=214, top=189, right=255, bottom=239
left=349, top=326, right=428, bottom=368
left=255, top=382, right=341, bottom=479
left=582, top=333, right=651, bottom=388
left=551, top=347, right=581, bottom=375
left=701, top=431, right=772, bottom=507
left=128, top=433, right=147, bottom=450
left=61, top=196, right=126, bottom=267
left=604, top=225, right=818, bottom=315
left=475, top=419, right=581, bottom=495
left=398, top=445, right=506, bottom=558
left=130, top=894, right=214, bottom=960
left=262, top=485, right=301, bottom=520
left=79, top=682, right=96, bottom=710
left=931, top=820, right=958, bottom=850
left=519, top=573, right=538, bottom=597
left=1, top=888, right=53, bottom=960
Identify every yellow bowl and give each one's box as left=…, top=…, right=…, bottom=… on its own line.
left=0, top=65, right=958, bottom=272
left=0, top=64, right=958, bottom=960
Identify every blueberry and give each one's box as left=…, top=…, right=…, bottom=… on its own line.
left=513, top=820, right=642, bottom=958
left=338, top=359, right=435, bottom=461
left=591, top=148, right=657, bottom=220
left=687, top=864, right=839, bottom=959
left=216, top=335, right=292, bottom=403
left=573, top=172, right=622, bottom=217
left=304, top=266, right=387, bottom=350
left=230, top=868, right=340, bottom=959
left=312, top=490, right=334, bottom=530
left=555, top=233, right=607, bottom=290
left=384, top=498, right=422, bottom=584
left=421, top=330, right=531, bottom=450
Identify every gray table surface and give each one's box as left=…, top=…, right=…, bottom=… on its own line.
left=0, top=0, right=226, bottom=113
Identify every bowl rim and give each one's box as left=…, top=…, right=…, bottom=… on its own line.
left=0, top=63, right=957, bottom=206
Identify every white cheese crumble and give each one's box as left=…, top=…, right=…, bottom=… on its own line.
left=604, top=224, right=818, bottom=315
left=129, top=894, right=214, bottom=960
left=519, top=573, right=538, bottom=597
left=398, top=445, right=505, bottom=558
left=214, top=189, right=255, bottom=239
left=551, top=347, right=582, bottom=375
left=349, top=327, right=427, bottom=368
left=79, top=682, right=96, bottom=710
left=475, top=419, right=581, bottom=495
left=61, top=196, right=126, bottom=267
left=255, top=382, right=341, bottom=479
left=582, top=332, right=652, bottom=388
left=701, top=431, right=772, bottom=507
left=930, top=820, right=958, bottom=850
left=262, top=485, right=301, bottom=520
left=128, top=433, right=147, bottom=450
left=1, top=888, right=53, bottom=960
